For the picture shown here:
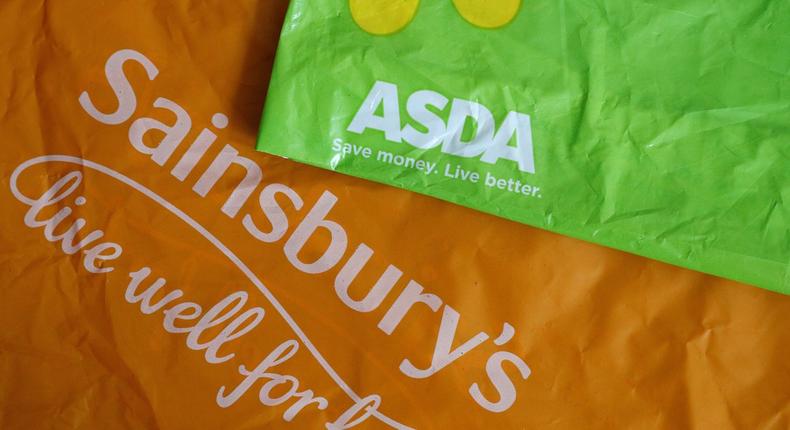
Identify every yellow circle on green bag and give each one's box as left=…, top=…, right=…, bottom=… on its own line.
left=452, top=0, right=521, bottom=28
left=349, top=0, right=419, bottom=35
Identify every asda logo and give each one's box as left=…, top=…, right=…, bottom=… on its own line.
left=347, top=80, right=536, bottom=174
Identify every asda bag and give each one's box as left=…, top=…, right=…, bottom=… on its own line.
left=258, top=0, right=790, bottom=294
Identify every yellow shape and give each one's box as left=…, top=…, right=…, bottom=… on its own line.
left=452, top=0, right=521, bottom=28
left=349, top=0, right=420, bottom=35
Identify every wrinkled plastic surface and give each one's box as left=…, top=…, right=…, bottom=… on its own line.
left=258, top=0, right=790, bottom=294
left=1, top=1, right=790, bottom=429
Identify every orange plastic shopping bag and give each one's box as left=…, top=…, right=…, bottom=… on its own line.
left=0, top=1, right=788, bottom=429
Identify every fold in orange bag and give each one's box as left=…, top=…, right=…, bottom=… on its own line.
left=0, top=1, right=788, bottom=429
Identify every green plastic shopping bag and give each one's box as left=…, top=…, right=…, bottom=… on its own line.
left=258, top=0, right=790, bottom=294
